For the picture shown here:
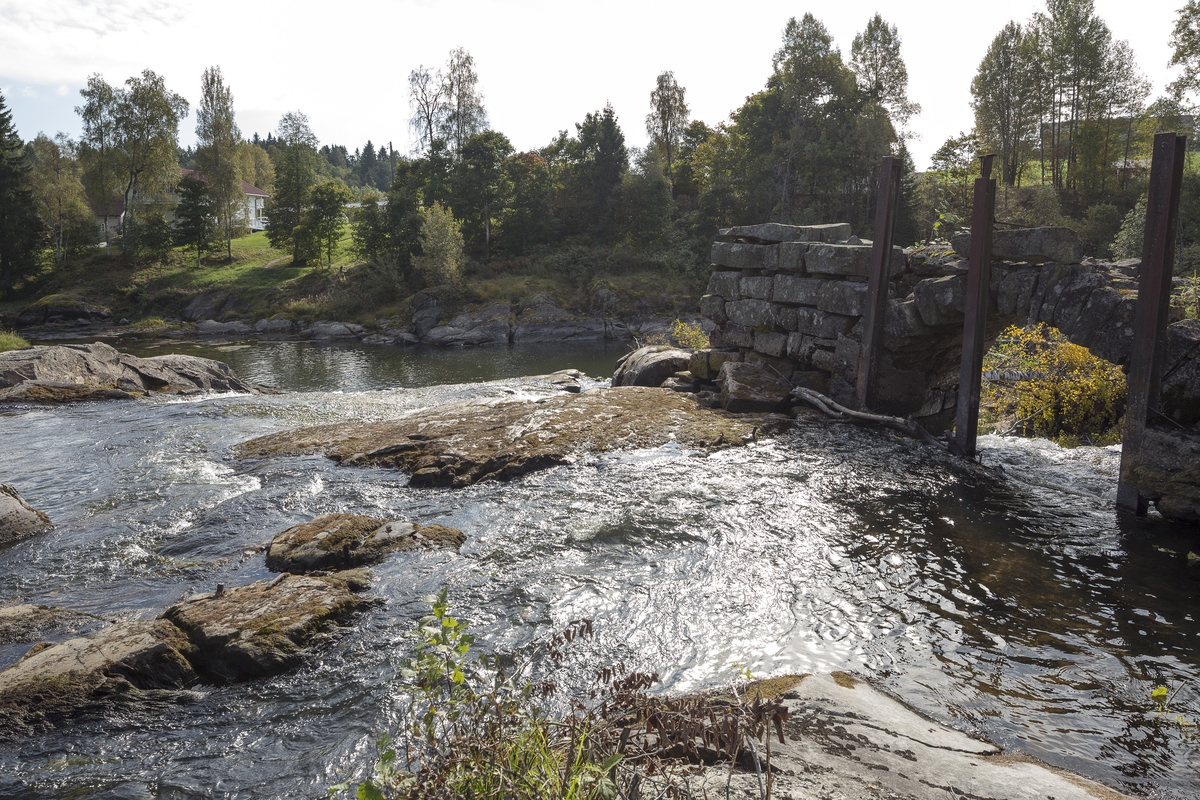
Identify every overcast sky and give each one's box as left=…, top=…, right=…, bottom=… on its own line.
left=0, top=0, right=1186, bottom=171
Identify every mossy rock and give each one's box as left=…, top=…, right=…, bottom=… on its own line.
left=265, top=514, right=466, bottom=574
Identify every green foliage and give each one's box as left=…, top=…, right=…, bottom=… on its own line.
left=124, top=209, right=173, bottom=265
left=670, top=318, right=709, bottom=350
left=0, top=329, right=29, bottom=352
left=174, top=175, right=216, bottom=266
left=413, top=203, right=464, bottom=288
left=1113, top=198, right=1146, bottom=260
left=981, top=323, right=1126, bottom=444
left=266, top=111, right=320, bottom=264
left=0, top=90, right=46, bottom=297
left=307, top=180, right=352, bottom=267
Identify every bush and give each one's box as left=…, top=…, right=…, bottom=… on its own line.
left=981, top=323, right=1126, bottom=445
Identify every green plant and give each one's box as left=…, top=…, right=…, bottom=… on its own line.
left=669, top=318, right=709, bottom=350
left=0, top=329, right=29, bottom=352
left=1151, top=682, right=1196, bottom=738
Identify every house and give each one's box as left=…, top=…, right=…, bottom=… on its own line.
left=176, top=168, right=270, bottom=232
left=89, top=197, right=125, bottom=242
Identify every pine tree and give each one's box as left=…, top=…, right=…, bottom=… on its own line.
left=265, top=111, right=319, bottom=264
left=0, top=91, right=45, bottom=297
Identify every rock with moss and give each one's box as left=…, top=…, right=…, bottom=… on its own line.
left=236, top=386, right=787, bottom=488
left=266, top=514, right=466, bottom=574
left=612, top=345, right=692, bottom=387
left=0, top=619, right=198, bottom=734
left=161, top=574, right=373, bottom=681
left=0, top=484, right=52, bottom=545
left=0, top=341, right=266, bottom=404
left=0, top=604, right=100, bottom=646
left=15, top=295, right=111, bottom=327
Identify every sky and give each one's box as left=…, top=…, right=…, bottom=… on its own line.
left=0, top=0, right=1187, bottom=171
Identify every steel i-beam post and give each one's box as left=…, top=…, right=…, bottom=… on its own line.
left=856, top=156, right=903, bottom=411
left=954, top=155, right=997, bottom=457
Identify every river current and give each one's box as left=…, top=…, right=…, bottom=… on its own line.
left=1, top=337, right=1198, bottom=799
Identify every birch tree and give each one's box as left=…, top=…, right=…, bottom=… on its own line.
left=28, top=133, right=93, bottom=265
left=440, top=48, right=487, bottom=155
left=76, top=74, right=122, bottom=255
left=195, top=66, right=242, bottom=259
left=409, top=65, right=448, bottom=154
left=645, top=71, right=689, bottom=193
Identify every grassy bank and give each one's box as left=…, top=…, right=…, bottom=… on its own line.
left=0, top=330, right=29, bottom=352
left=5, top=233, right=707, bottom=330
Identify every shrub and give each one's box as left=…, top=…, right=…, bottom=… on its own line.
left=981, top=323, right=1126, bottom=445
left=670, top=319, right=709, bottom=350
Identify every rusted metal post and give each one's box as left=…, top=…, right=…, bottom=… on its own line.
left=954, top=155, right=997, bottom=457
left=1117, top=132, right=1187, bottom=514
left=856, top=156, right=903, bottom=410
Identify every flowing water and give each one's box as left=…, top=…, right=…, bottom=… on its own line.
left=1, top=337, right=1198, bottom=799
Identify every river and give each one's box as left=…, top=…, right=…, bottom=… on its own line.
left=1, top=336, right=1197, bottom=799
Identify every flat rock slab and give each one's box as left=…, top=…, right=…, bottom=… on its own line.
left=0, top=484, right=52, bottom=546
left=0, top=619, right=198, bottom=734
left=162, top=573, right=373, bottom=682
left=0, top=604, right=100, bottom=646
left=0, top=341, right=264, bottom=404
left=687, top=673, right=1130, bottom=800
left=236, top=386, right=787, bottom=488
left=952, top=226, right=1084, bottom=265
left=265, top=513, right=465, bottom=573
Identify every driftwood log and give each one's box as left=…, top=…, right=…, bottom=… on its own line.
left=790, top=387, right=948, bottom=451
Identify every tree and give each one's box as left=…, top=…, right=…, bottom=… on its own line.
left=440, top=48, right=487, bottom=155
left=266, top=111, right=319, bottom=263
left=306, top=180, right=351, bottom=267
left=645, top=71, right=690, bottom=193
left=413, top=202, right=464, bottom=287
left=972, top=22, right=1039, bottom=186
left=76, top=74, right=122, bottom=255
left=351, top=159, right=423, bottom=275
left=498, top=152, right=556, bottom=255
left=174, top=174, right=215, bottom=267
left=237, top=141, right=275, bottom=195
left=115, top=69, right=189, bottom=220
left=0, top=91, right=44, bottom=296
left=452, top=130, right=513, bottom=260
left=409, top=64, right=448, bottom=154
left=1170, top=1, right=1200, bottom=102
left=27, top=133, right=94, bottom=266
left=195, top=66, right=242, bottom=259
left=850, top=14, right=920, bottom=130
left=565, top=103, right=628, bottom=241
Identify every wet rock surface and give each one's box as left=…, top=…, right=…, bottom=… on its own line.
left=683, top=673, right=1130, bottom=800
left=161, top=573, right=373, bottom=682
left=265, top=513, right=465, bottom=573
left=0, top=619, right=198, bottom=733
left=0, top=604, right=100, bottom=647
left=0, top=341, right=266, bottom=404
left=0, top=484, right=52, bottom=545
left=236, top=386, right=785, bottom=488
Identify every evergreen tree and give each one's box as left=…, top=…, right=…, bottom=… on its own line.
left=195, top=66, right=243, bottom=259
left=174, top=174, right=215, bottom=266
left=306, top=180, right=351, bottom=267
left=0, top=92, right=44, bottom=297
left=265, top=111, right=319, bottom=264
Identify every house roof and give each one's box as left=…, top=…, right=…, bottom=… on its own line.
left=180, top=167, right=270, bottom=198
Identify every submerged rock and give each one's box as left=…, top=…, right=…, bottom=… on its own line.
left=0, top=484, right=52, bottom=545
left=0, top=619, right=198, bottom=733
left=161, top=573, right=373, bottom=682
left=0, top=604, right=100, bottom=647
left=0, top=341, right=265, bottom=404
left=236, top=386, right=785, bottom=488
left=266, top=513, right=465, bottom=573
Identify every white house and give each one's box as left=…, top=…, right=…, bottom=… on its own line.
left=176, top=168, right=270, bottom=232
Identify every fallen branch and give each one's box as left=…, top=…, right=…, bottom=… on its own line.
left=790, top=387, right=947, bottom=450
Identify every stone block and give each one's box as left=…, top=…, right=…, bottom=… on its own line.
left=790, top=370, right=830, bottom=394
left=883, top=299, right=931, bottom=344
left=688, top=348, right=741, bottom=381
left=793, top=307, right=856, bottom=338
left=780, top=306, right=799, bottom=331
left=817, top=281, right=868, bottom=317
left=753, top=331, right=788, bottom=358
left=717, top=222, right=851, bottom=243
left=740, top=275, right=775, bottom=301
left=717, top=361, right=790, bottom=413
left=707, top=271, right=741, bottom=300
left=773, top=274, right=823, bottom=306
left=778, top=242, right=808, bottom=272
left=699, top=294, right=727, bottom=324
left=806, top=243, right=904, bottom=279
left=952, top=226, right=1083, bottom=265
left=745, top=351, right=795, bottom=379
left=912, top=274, right=966, bottom=327
left=725, top=299, right=782, bottom=330
left=711, top=242, right=779, bottom=271
left=832, top=336, right=861, bottom=378
left=717, top=323, right=754, bottom=348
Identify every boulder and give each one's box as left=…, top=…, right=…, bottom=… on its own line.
left=1162, top=319, right=1200, bottom=428
left=425, top=303, right=512, bottom=346
left=952, top=226, right=1084, bottom=264
left=265, top=513, right=465, bottom=574
left=0, top=619, right=198, bottom=733
left=545, top=368, right=586, bottom=393
left=15, top=295, right=111, bottom=327
left=236, top=386, right=785, bottom=489
left=1127, top=428, right=1200, bottom=524
left=196, top=319, right=252, bottom=336
left=0, top=485, right=52, bottom=546
left=687, top=349, right=741, bottom=381
left=0, top=342, right=264, bottom=403
left=255, top=318, right=294, bottom=334
left=182, top=290, right=235, bottom=322
left=717, top=361, right=791, bottom=413
left=303, top=321, right=362, bottom=339
left=0, top=605, right=100, bottom=647
left=912, top=274, right=967, bottom=327
left=612, top=346, right=692, bottom=387
left=161, top=573, right=373, bottom=682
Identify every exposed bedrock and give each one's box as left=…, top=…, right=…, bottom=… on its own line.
left=265, top=513, right=465, bottom=574
left=0, top=341, right=267, bottom=404
left=236, top=386, right=788, bottom=488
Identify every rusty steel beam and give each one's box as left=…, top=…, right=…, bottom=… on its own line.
left=1117, top=132, right=1187, bottom=514
left=856, top=156, right=903, bottom=411
left=954, top=155, right=997, bottom=457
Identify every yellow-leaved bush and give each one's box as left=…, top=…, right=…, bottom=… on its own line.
left=981, top=323, right=1126, bottom=446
